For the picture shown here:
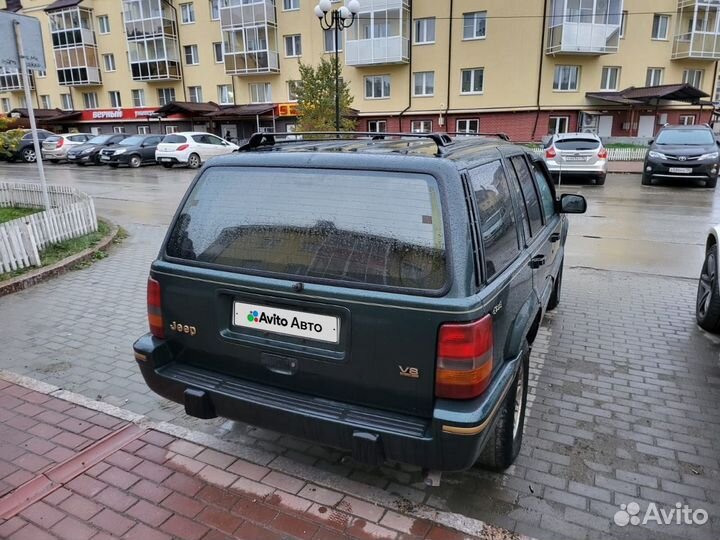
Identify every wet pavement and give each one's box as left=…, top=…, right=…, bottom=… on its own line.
left=1, top=162, right=719, bottom=540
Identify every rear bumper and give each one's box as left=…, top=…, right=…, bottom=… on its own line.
left=133, top=333, right=521, bottom=471
left=155, top=151, right=187, bottom=165
left=546, top=160, right=608, bottom=177
left=42, top=149, right=68, bottom=159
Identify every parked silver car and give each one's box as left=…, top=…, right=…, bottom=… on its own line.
left=42, top=133, right=93, bottom=163
left=543, top=132, right=608, bottom=185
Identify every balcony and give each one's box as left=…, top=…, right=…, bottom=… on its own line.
left=222, top=24, right=279, bottom=75
left=224, top=51, right=279, bottom=75
left=546, top=0, right=623, bottom=55
left=345, top=0, right=410, bottom=66
left=0, top=68, right=34, bottom=92
left=220, top=0, right=276, bottom=29
left=47, top=6, right=101, bottom=86
left=672, top=0, right=720, bottom=59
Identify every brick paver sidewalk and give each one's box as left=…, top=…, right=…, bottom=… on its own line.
left=0, top=378, right=518, bottom=540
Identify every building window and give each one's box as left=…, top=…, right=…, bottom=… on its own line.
left=165, top=125, right=178, bottom=134
left=213, top=42, right=224, bottom=63
left=652, top=14, right=670, bottom=40
left=184, top=45, right=199, bottom=65
left=368, top=120, right=386, bottom=133
left=620, top=11, right=627, bottom=38
left=97, top=15, right=110, bottom=34
left=683, top=69, right=704, bottom=88
left=324, top=29, right=342, bottom=52
left=249, top=82, right=271, bottom=103
left=283, top=0, right=299, bottom=11
left=600, top=66, right=620, bottom=91
left=109, top=91, right=122, bottom=108
left=679, top=114, right=697, bottom=125
left=457, top=119, right=480, bottom=134
left=217, top=84, right=234, bottom=104
left=1, top=98, right=10, bottom=113
left=646, top=67, right=664, bottom=86
left=39, top=95, right=51, bottom=109
left=365, top=75, right=391, bottom=99
left=132, top=89, right=146, bottom=107
left=549, top=116, right=569, bottom=135
left=463, top=11, right=486, bottom=40
left=284, top=34, right=302, bottom=57
left=83, top=92, right=98, bottom=109
left=413, top=71, right=435, bottom=97
left=113, top=126, right=126, bottom=134
left=414, top=17, right=435, bottom=44
left=157, top=88, right=176, bottom=106
left=36, top=70, right=47, bottom=78
left=553, top=65, right=580, bottom=91
left=61, top=93, right=73, bottom=110
left=103, top=53, right=116, bottom=72
left=188, top=86, right=203, bottom=103
left=18, top=95, right=26, bottom=108
left=180, top=3, right=195, bottom=24
left=210, top=0, right=219, bottom=20
left=411, top=120, right=432, bottom=133
left=138, top=125, right=151, bottom=134
left=288, top=80, right=301, bottom=101
left=461, top=68, right=484, bottom=94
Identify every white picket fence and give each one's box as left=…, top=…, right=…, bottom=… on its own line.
left=527, top=145, right=647, bottom=161
left=0, top=183, right=97, bottom=274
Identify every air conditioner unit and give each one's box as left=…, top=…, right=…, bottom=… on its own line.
left=582, top=128, right=596, bottom=134
left=581, top=113, right=599, bottom=129
left=658, top=113, right=668, bottom=124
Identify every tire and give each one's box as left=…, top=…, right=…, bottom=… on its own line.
left=697, top=244, right=720, bottom=332
left=476, top=344, right=529, bottom=471
left=21, top=147, right=36, bottom=163
left=162, top=163, right=173, bottom=169
left=641, top=173, right=652, bottom=185
left=128, top=155, right=142, bottom=168
left=187, top=153, right=201, bottom=169
left=707, top=178, right=717, bottom=188
left=547, top=259, right=563, bottom=311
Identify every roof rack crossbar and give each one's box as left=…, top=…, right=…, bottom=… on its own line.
left=446, top=132, right=511, bottom=142
left=240, top=131, right=454, bottom=153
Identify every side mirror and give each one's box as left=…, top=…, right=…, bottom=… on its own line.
left=559, top=194, right=587, bottom=214
left=648, top=139, right=654, bottom=145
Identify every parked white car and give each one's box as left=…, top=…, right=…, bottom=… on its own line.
left=155, top=132, right=239, bottom=169
left=41, top=133, right=93, bottom=163
left=543, top=132, right=608, bottom=185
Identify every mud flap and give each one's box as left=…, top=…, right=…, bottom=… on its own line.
left=184, top=388, right=217, bottom=419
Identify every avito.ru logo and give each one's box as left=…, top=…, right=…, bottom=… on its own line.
left=614, top=502, right=708, bottom=527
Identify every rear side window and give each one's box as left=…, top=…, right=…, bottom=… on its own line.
left=509, top=155, right=543, bottom=235
left=469, top=161, right=520, bottom=280
left=554, top=138, right=600, bottom=150
left=163, top=134, right=187, bottom=143
left=166, top=167, right=447, bottom=291
left=531, top=162, right=556, bottom=221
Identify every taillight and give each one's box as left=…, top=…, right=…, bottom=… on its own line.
left=56, top=138, right=64, bottom=148
left=545, top=147, right=557, bottom=159
left=147, top=277, right=165, bottom=339
left=177, top=144, right=189, bottom=151
left=597, top=148, right=608, bottom=160
left=435, top=315, right=493, bottom=399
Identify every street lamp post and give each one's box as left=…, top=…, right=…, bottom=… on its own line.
left=315, top=0, right=359, bottom=131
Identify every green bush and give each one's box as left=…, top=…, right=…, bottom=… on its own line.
left=0, top=129, right=24, bottom=159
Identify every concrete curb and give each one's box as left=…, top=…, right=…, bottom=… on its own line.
left=0, top=217, right=120, bottom=298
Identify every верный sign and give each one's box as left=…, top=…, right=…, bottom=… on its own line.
left=0, top=11, right=47, bottom=72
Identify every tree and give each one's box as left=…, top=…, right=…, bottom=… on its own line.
left=0, top=117, right=22, bottom=159
left=295, top=56, right=356, bottom=133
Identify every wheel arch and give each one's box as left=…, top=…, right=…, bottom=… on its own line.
left=505, top=294, right=542, bottom=359
left=706, top=226, right=720, bottom=280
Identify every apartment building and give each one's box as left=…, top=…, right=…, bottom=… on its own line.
left=0, top=0, right=718, bottom=141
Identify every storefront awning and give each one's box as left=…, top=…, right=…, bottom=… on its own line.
left=8, top=108, right=75, bottom=120
left=44, top=0, right=83, bottom=12
left=153, top=101, right=220, bottom=117
left=206, top=105, right=275, bottom=119
left=586, top=83, right=709, bottom=106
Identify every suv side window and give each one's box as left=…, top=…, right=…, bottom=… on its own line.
left=530, top=161, right=556, bottom=221
left=509, top=155, right=544, bottom=234
left=469, top=161, right=520, bottom=281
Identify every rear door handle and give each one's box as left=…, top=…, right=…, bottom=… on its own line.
left=550, top=232, right=561, bottom=243
left=530, top=255, right=546, bottom=269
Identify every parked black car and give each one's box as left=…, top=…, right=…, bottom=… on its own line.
left=133, top=132, right=586, bottom=474
left=6, top=129, right=55, bottom=163
left=643, top=124, right=720, bottom=187
left=100, top=134, right=164, bottom=168
left=67, top=134, right=127, bottom=165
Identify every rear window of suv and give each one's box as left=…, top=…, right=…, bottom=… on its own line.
left=166, top=167, right=447, bottom=291
left=554, top=138, right=600, bottom=150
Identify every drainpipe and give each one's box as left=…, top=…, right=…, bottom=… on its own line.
left=397, top=1, right=413, bottom=131
left=532, top=0, right=549, bottom=141
left=162, top=0, right=187, bottom=103
left=710, top=60, right=719, bottom=124
left=443, top=0, right=453, bottom=133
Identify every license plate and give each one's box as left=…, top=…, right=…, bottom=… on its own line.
left=564, top=156, right=587, bottom=162
left=160, top=158, right=171, bottom=162
left=233, top=302, right=339, bottom=343
left=68, top=156, right=76, bottom=160
left=100, top=155, right=110, bottom=161
left=669, top=167, right=692, bottom=174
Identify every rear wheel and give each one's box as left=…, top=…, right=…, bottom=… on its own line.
left=697, top=244, right=720, bottom=332
left=187, top=153, right=201, bottom=169
left=641, top=174, right=652, bottom=185
left=476, top=344, right=529, bottom=471
left=128, top=155, right=142, bottom=168
left=21, top=147, right=36, bottom=163
left=707, top=178, right=717, bottom=188
left=547, top=260, right=563, bottom=311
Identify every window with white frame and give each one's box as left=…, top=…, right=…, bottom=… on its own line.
left=620, top=11, right=627, bottom=38
left=368, top=120, right=386, bottom=133
left=109, top=91, right=122, bottom=108
left=103, top=53, right=116, bottom=72
left=600, top=66, right=620, bottom=90
left=679, top=114, right=696, bottom=125
left=157, top=88, right=176, bottom=106
left=249, top=82, right=271, bottom=103
left=457, top=119, right=479, bottom=134
left=180, top=3, right=195, bottom=23
left=83, top=92, right=98, bottom=109
left=18, top=95, right=26, bottom=108
left=188, top=86, right=203, bottom=103
left=97, top=15, right=110, bottom=34
left=36, top=70, right=47, bottom=78
left=165, top=125, right=178, bottom=134
left=461, top=68, right=484, bottom=94
left=61, top=93, right=73, bottom=110
left=288, top=80, right=301, bottom=101
left=411, top=120, right=432, bottom=133
left=463, top=12, right=486, bottom=40
left=365, top=75, right=391, bottom=99
left=113, top=126, right=126, bottom=134
left=0, top=97, right=10, bottom=113
left=217, top=84, right=234, bottom=104
left=210, top=0, right=219, bottom=20
left=646, top=67, right=664, bottom=86
left=284, top=35, right=302, bottom=57
left=284, top=0, right=299, bottom=10
left=549, top=116, right=569, bottom=135
left=40, top=95, right=51, bottom=108
left=414, top=17, right=435, bottom=44
left=413, top=71, right=434, bottom=96
left=652, top=14, right=669, bottom=40
left=553, top=65, right=580, bottom=91
left=683, top=69, right=704, bottom=88
left=213, top=42, right=224, bottom=62
left=132, top=89, right=145, bottom=107
left=715, top=75, right=720, bottom=101
left=137, top=125, right=151, bottom=134
left=324, top=29, right=342, bottom=52
left=184, top=45, right=199, bottom=65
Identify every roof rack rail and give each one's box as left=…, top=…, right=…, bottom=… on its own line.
left=239, top=131, right=454, bottom=153
left=446, top=132, right=512, bottom=142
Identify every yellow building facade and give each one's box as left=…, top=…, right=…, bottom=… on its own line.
left=1, top=0, right=718, bottom=141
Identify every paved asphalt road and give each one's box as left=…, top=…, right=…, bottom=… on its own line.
left=1, top=161, right=719, bottom=540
